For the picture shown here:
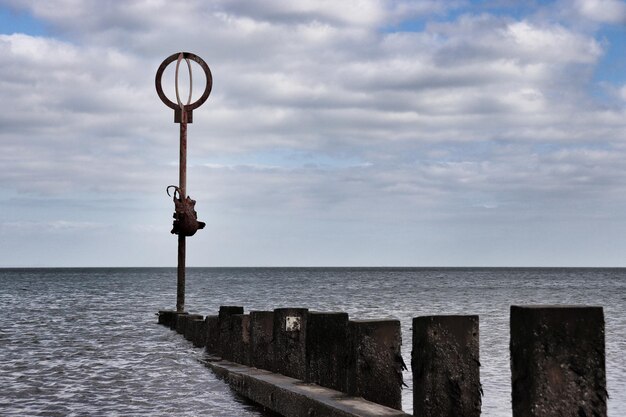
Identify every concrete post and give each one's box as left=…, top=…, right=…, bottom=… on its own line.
left=219, top=306, right=244, bottom=360
left=205, top=315, right=219, bottom=354
left=170, top=311, right=188, bottom=330
left=175, top=313, right=188, bottom=334
left=510, top=305, right=607, bottom=417
left=179, top=314, right=202, bottom=337
left=191, top=318, right=207, bottom=347
left=230, top=314, right=251, bottom=366
left=158, top=310, right=176, bottom=327
left=273, top=308, right=308, bottom=380
left=306, top=311, right=349, bottom=392
left=347, top=319, right=403, bottom=410
left=184, top=317, right=195, bottom=340
left=412, top=315, right=481, bottom=417
left=250, top=311, right=274, bottom=371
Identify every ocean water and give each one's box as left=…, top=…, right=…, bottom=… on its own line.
left=0, top=268, right=624, bottom=416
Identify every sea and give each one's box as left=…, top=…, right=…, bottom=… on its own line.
left=0, top=267, right=624, bottom=416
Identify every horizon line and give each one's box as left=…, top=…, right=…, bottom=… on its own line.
left=2, top=265, right=626, bottom=269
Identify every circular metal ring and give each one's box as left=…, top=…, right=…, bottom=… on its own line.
left=155, top=52, right=212, bottom=111
left=175, top=53, right=193, bottom=108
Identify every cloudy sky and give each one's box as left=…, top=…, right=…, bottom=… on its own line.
left=0, top=0, right=625, bottom=267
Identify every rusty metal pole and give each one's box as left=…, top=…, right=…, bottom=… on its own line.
left=179, top=111, right=187, bottom=198
left=155, top=52, right=212, bottom=313
left=177, top=109, right=188, bottom=312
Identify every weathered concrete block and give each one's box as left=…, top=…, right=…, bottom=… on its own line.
left=174, top=312, right=193, bottom=333
left=229, top=314, right=251, bottom=365
left=219, top=305, right=245, bottom=319
left=205, top=315, right=219, bottom=354
left=184, top=317, right=198, bottom=341
left=306, top=311, right=349, bottom=392
left=191, top=319, right=200, bottom=346
left=347, top=319, right=403, bottom=410
left=170, top=311, right=188, bottom=330
left=184, top=317, right=195, bottom=340
left=192, top=318, right=207, bottom=348
left=412, top=315, right=481, bottom=417
left=179, top=314, right=202, bottom=337
left=510, top=305, right=606, bottom=417
left=157, top=310, right=176, bottom=327
left=273, top=308, right=308, bottom=380
left=219, top=306, right=244, bottom=360
left=250, top=311, right=274, bottom=371
left=175, top=314, right=187, bottom=334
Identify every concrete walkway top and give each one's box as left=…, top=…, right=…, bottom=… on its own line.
left=203, top=356, right=411, bottom=417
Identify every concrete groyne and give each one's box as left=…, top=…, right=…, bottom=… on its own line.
left=158, top=305, right=607, bottom=417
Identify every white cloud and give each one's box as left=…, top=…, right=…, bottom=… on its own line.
left=574, top=0, right=626, bottom=24
left=620, top=85, right=626, bottom=101
left=0, top=0, right=625, bottom=267
left=216, top=0, right=386, bottom=26
left=0, top=220, right=106, bottom=233
left=505, top=20, right=602, bottom=63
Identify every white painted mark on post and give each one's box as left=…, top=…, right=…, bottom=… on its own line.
left=285, top=316, right=301, bottom=331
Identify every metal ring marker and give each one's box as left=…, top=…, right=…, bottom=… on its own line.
left=155, top=51, right=212, bottom=123
left=175, top=53, right=193, bottom=109
left=155, top=52, right=212, bottom=313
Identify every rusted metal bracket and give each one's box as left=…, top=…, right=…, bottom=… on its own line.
left=167, top=185, right=206, bottom=237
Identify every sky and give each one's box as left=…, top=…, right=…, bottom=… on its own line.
left=0, top=0, right=625, bottom=267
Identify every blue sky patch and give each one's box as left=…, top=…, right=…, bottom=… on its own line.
left=0, top=6, right=46, bottom=36
left=593, top=25, right=626, bottom=86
